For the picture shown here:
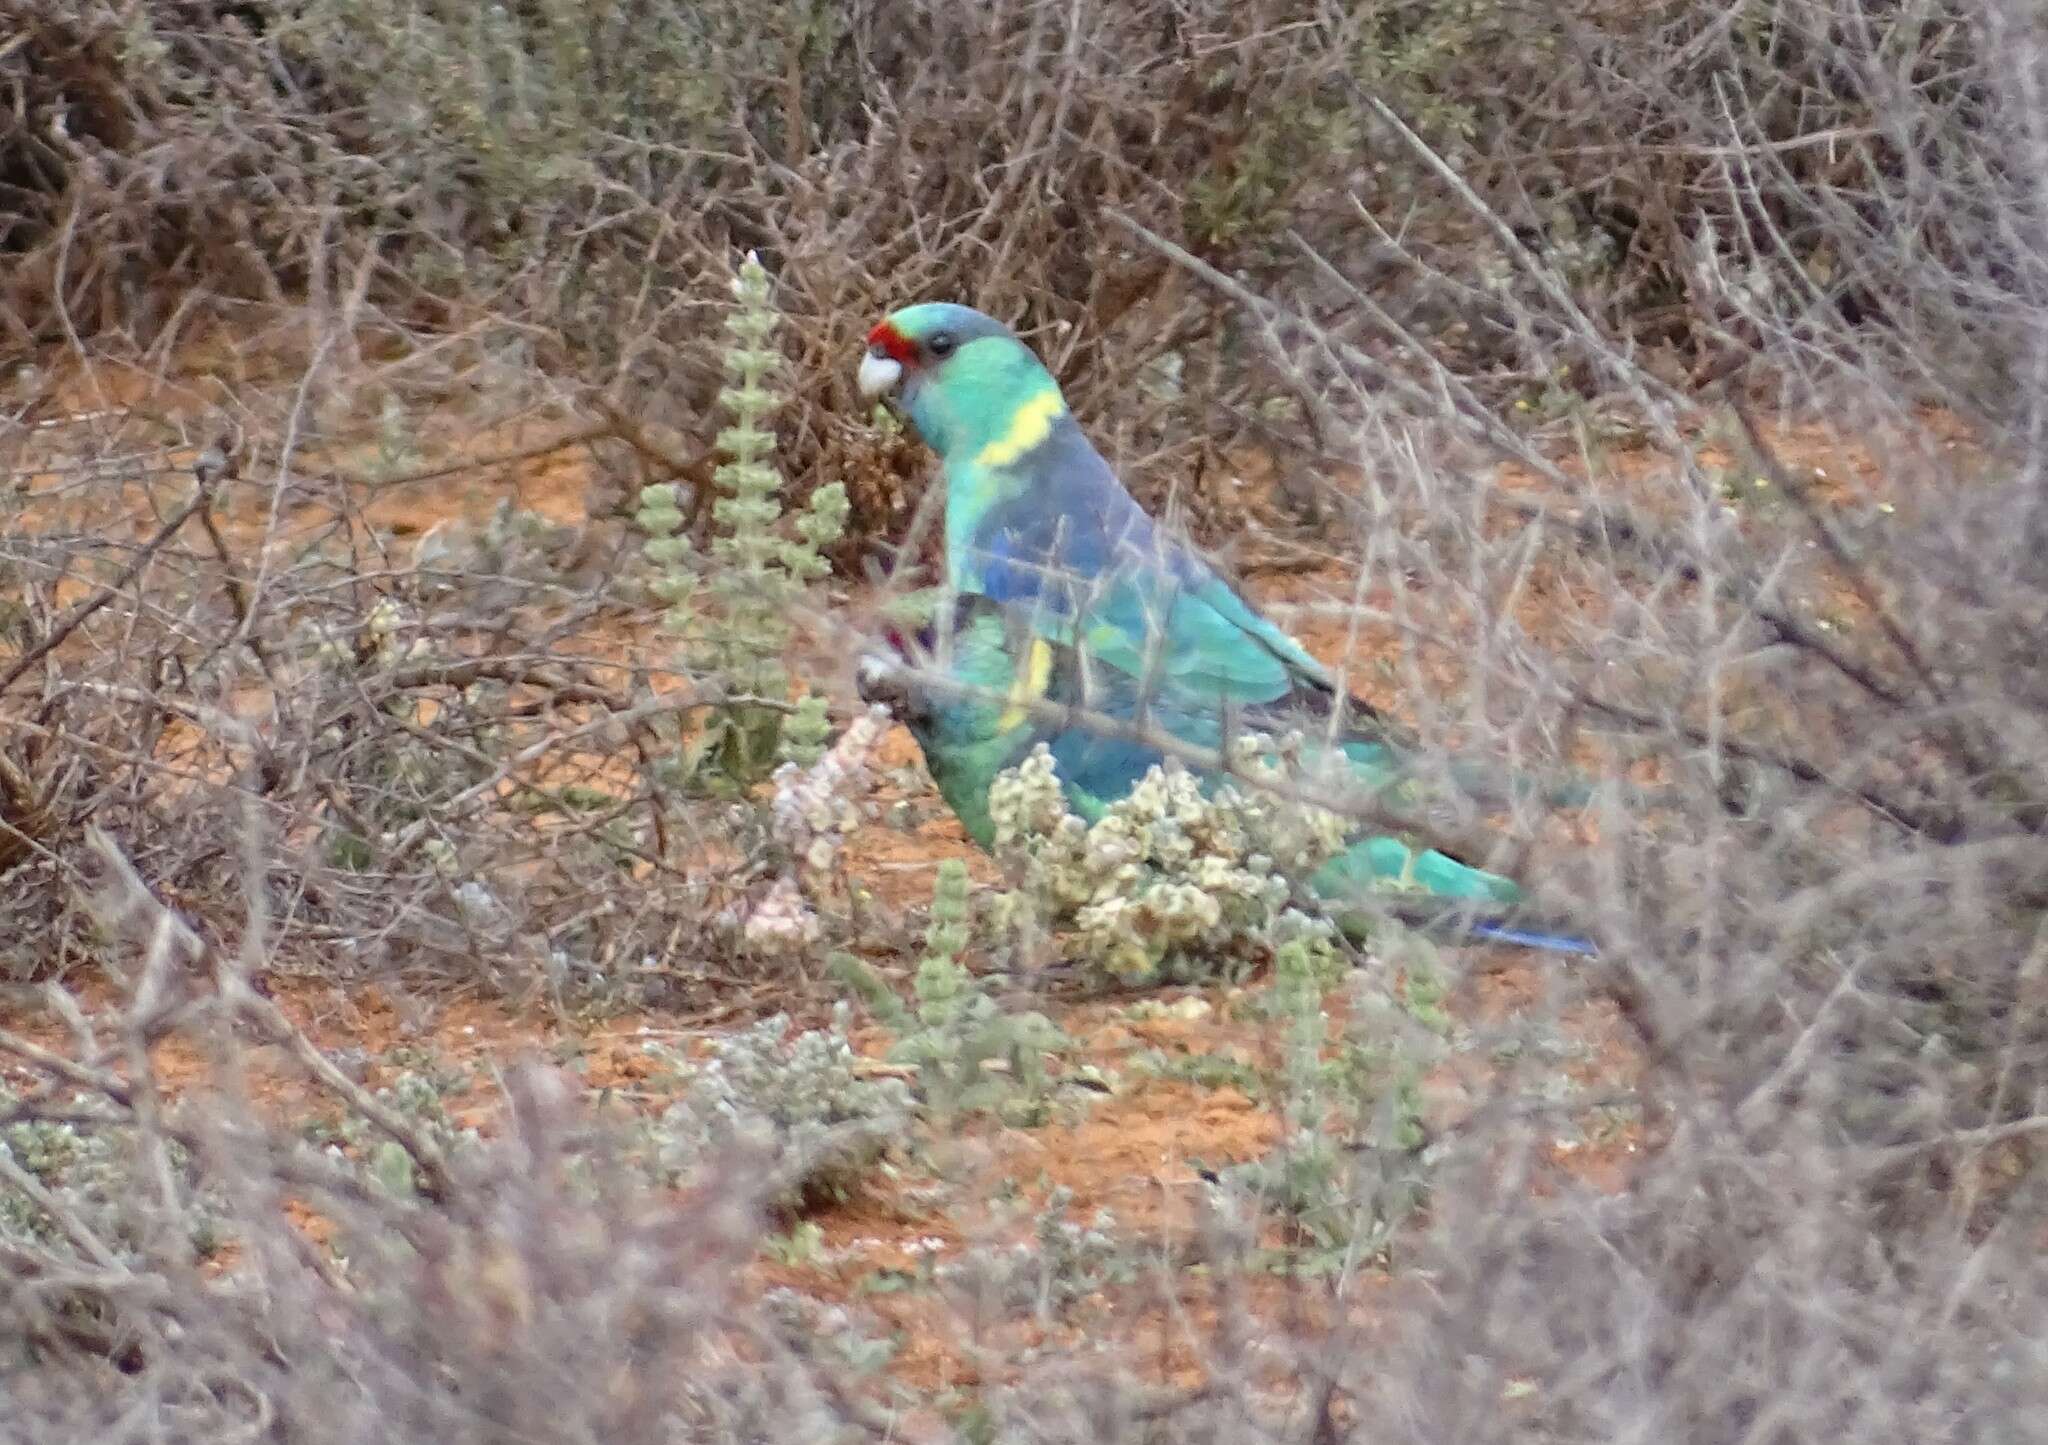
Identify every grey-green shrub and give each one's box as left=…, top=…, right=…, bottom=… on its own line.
left=985, top=743, right=1345, bottom=984
left=834, top=859, right=1069, bottom=1126
left=642, top=1005, right=911, bottom=1211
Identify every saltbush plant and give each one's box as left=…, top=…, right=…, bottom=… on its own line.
left=935, top=1186, right=1131, bottom=1322
left=0, top=1106, right=223, bottom=1262
left=336, top=1068, right=484, bottom=1201
left=984, top=741, right=1347, bottom=984
left=641, top=1005, right=912, bottom=1212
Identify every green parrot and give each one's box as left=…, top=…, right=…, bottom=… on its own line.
left=857, top=303, right=1592, bottom=953
left=856, top=599, right=1593, bottom=953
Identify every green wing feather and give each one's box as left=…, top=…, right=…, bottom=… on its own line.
left=889, top=600, right=1532, bottom=917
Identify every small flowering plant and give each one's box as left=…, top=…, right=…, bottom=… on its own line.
left=985, top=738, right=1347, bottom=983
left=717, top=703, right=892, bottom=955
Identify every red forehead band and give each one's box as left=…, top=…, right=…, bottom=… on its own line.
left=866, top=322, right=918, bottom=366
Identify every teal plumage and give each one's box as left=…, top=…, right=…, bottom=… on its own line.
left=862, top=304, right=1329, bottom=709
left=857, top=600, right=1592, bottom=952
left=857, top=303, right=1593, bottom=954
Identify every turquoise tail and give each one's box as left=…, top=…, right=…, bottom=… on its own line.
left=1309, top=834, right=1524, bottom=910
left=1309, top=831, right=1595, bottom=956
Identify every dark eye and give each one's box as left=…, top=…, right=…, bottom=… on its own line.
left=927, top=331, right=955, bottom=358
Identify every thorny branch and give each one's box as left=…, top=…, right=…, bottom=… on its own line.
left=81, top=826, right=457, bottom=1200
left=0, top=480, right=216, bottom=700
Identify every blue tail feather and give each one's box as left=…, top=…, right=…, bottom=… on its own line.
left=1465, top=919, right=1599, bottom=956
left=1325, top=889, right=1600, bottom=956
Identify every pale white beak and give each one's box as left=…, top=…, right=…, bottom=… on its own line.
left=857, top=351, right=903, bottom=400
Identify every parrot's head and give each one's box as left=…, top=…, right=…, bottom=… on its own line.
left=858, top=303, right=1067, bottom=462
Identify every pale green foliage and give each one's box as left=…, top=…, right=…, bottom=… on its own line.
left=984, top=742, right=1346, bottom=983
left=779, top=693, right=836, bottom=767
left=0, top=1105, right=222, bottom=1260
left=1185, top=0, right=1509, bottom=247
left=924, top=858, right=974, bottom=966
left=1, top=1113, right=118, bottom=1246
left=412, top=499, right=587, bottom=591
left=834, top=861, right=1069, bottom=1125
left=759, top=1285, right=901, bottom=1375
left=279, top=0, right=732, bottom=218
left=1217, top=941, right=1452, bottom=1271
left=637, top=252, right=849, bottom=788
left=336, top=1067, right=484, bottom=1200
left=936, top=1187, right=1131, bottom=1320
left=1343, top=0, right=1528, bottom=151
left=642, top=1005, right=912, bottom=1210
